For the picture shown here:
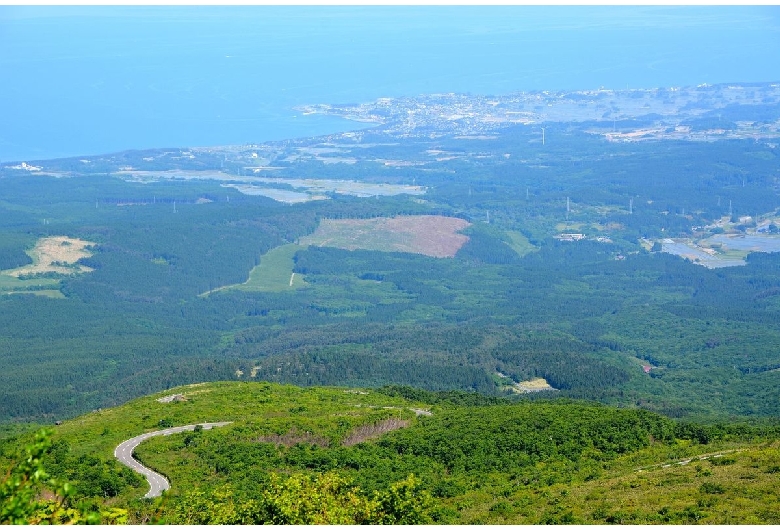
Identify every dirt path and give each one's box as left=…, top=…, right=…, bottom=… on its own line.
left=634, top=448, right=744, bottom=473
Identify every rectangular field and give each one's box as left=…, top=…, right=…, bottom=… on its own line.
left=299, top=215, right=470, bottom=258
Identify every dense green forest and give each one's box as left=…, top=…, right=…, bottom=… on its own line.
left=2, top=382, right=779, bottom=524
left=1, top=100, right=780, bottom=426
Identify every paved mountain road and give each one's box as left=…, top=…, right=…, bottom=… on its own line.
left=114, top=422, right=232, bottom=498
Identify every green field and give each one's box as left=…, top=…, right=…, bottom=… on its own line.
left=504, top=230, right=537, bottom=257
left=204, top=243, right=306, bottom=295
left=0, top=274, right=60, bottom=295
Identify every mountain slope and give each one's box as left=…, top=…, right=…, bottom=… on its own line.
left=3, top=381, right=778, bottom=524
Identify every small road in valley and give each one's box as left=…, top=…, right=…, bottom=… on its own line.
left=114, top=422, right=232, bottom=498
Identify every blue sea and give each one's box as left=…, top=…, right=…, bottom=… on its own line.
left=1, top=6, right=778, bottom=162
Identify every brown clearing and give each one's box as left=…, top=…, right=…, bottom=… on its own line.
left=341, top=418, right=411, bottom=446
left=5, top=236, right=95, bottom=277
left=256, top=418, right=411, bottom=449
left=511, top=377, right=556, bottom=393
left=300, top=215, right=470, bottom=258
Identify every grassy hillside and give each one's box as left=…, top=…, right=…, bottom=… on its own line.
left=2, top=381, right=778, bottom=524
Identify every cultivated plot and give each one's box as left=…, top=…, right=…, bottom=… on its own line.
left=299, top=215, right=470, bottom=258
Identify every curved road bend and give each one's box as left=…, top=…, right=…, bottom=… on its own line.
left=114, top=422, right=232, bottom=498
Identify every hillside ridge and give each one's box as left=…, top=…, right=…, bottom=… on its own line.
left=3, top=381, right=778, bottom=524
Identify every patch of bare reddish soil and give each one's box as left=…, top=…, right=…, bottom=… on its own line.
left=303, top=215, right=470, bottom=258
left=386, top=215, right=470, bottom=257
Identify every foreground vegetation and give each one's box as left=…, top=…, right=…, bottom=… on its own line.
left=2, top=381, right=779, bottom=524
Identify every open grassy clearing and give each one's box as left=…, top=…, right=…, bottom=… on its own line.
left=239, top=244, right=307, bottom=292
left=512, top=377, right=555, bottom=393
left=0, top=236, right=95, bottom=295
left=202, top=244, right=306, bottom=296
left=0, top=274, right=59, bottom=291
left=714, top=248, right=751, bottom=261
left=555, top=222, right=586, bottom=232
left=493, top=373, right=556, bottom=394
left=504, top=230, right=537, bottom=257
left=299, top=215, right=470, bottom=258
left=4, top=236, right=94, bottom=277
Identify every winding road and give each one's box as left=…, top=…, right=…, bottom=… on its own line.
left=114, top=422, right=232, bottom=498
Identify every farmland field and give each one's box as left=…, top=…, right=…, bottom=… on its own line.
left=299, top=215, right=470, bottom=257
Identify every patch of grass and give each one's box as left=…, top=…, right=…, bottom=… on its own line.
left=504, top=231, right=537, bottom=257
left=203, top=244, right=306, bottom=295
left=555, top=222, right=585, bottom=232
left=717, top=248, right=750, bottom=260
left=5, top=236, right=94, bottom=278
left=0, top=274, right=61, bottom=294
left=239, top=244, right=306, bottom=292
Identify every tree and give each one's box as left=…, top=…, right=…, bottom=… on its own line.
left=373, top=474, right=433, bottom=524
left=0, top=429, right=126, bottom=525
left=169, top=472, right=432, bottom=524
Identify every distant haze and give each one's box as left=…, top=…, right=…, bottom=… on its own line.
left=1, top=6, right=778, bottom=162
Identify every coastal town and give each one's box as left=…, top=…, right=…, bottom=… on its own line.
left=294, top=82, right=780, bottom=142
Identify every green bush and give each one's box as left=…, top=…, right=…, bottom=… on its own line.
left=0, top=429, right=126, bottom=525
left=699, top=482, right=725, bottom=494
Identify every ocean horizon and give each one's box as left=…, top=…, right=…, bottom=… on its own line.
left=1, top=5, right=779, bottom=163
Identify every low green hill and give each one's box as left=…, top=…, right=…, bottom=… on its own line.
left=2, top=381, right=779, bottom=524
